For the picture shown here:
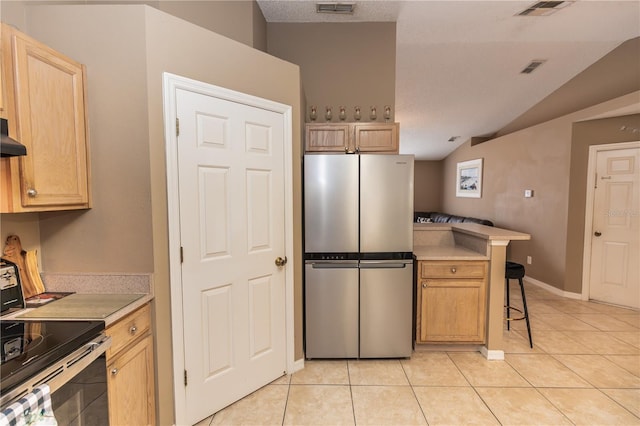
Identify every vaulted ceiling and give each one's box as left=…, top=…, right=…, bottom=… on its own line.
left=257, top=1, right=640, bottom=159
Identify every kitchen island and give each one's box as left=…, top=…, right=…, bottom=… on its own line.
left=414, top=223, right=530, bottom=359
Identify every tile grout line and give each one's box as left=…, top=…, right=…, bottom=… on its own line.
left=280, top=375, right=292, bottom=426
left=399, top=357, right=430, bottom=425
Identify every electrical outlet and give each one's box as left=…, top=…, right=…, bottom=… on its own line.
left=527, top=256, right=532, bottom=265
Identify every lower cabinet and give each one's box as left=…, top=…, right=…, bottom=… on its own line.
left=417, top=260, right=488, bottom=343
left=105, top=303, right=156, bottom=426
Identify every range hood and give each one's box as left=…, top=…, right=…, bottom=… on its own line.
left=0, top=118, right=27, bottom=157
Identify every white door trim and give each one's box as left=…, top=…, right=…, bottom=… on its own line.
left=581, top=140, right=640, bottom=301
left=162, top=72, right=295, bottom=425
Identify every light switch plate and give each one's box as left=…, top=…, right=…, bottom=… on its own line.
left=524, top=189, right=534, bottom=198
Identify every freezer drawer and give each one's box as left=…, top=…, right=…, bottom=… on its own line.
left=360, top=260, right=413, bottom=358
left=305, top=261, right=359, bottom=358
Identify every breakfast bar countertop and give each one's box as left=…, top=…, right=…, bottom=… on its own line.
left=414, top=222, right=531, bottom=241
left=413, top=244, right=488, bottom=260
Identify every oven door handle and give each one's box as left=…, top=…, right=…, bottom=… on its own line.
left=0, top=334, right=112, bottom=408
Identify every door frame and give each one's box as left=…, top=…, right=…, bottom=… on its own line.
left=581, top=140, right=640, bottom=301
left=162, top=72, right=295, bottom=425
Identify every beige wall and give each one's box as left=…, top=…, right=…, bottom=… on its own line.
left=21, top=5, right=302, bottom=426
left=267, top=22, right=396, bottom=124
left=1, top=1, right=266, bottom=50
left=565, top=113, right=640, bottom=293
left=158, top=0, right=267, bottom=51
left=443, top=92, right=640, bottom=292
left=414, top=160, right=443, bottom=212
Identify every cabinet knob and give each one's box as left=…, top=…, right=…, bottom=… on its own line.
left=451, top=267, right=457, bottom=273
left=129, top=325, right=138, bottom=335
left=111, top=368, right=119, bottom=376
left=422, top=282, right=427, bottom=288
left=27, top=188, right=38, bottom=198
left=594, top=231, right=602, bottom=237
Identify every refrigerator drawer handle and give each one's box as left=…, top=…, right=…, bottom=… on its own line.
left=310, top=263, right=359, bottom=269
left=360, top=263, right=407, bottom=269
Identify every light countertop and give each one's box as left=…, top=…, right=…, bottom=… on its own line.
left=13, top=293, right=153, bottom=326
left=414, top=245, right=489, bottom=260
left=414, top=222, right=531, bottom=241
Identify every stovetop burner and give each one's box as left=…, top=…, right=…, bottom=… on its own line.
left=0, top=320, right=104, bottom=395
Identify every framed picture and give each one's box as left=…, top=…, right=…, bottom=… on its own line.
left=456, top=158, right=483, bottom=198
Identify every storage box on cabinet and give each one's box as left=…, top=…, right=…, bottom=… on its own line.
left=105, top=303, right=156, bottom=426
left=0, top=23, right=91, bottom=212
left=417, top=260, right=488, bottom=344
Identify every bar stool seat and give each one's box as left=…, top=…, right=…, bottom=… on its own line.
left=505, top=261, right=533, bottom=348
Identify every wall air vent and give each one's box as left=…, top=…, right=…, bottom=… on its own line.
left=521, top=59, right=546, bottom=74
left=517, top=1, right=572, bottom=16
left=316, top=3, right=355, bottom=14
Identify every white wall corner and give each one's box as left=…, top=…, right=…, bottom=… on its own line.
left=480, top=347, right=505, bottom=360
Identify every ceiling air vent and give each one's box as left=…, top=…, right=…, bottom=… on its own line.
left=521, top=59, right=546, bottom=74
left=316, top=3, right=355, bottom=14
left=517, top=1, right=572, bottom=16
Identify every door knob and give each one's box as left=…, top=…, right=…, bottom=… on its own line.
left=594, top=231, right=602, bottom=237
left=275, top=256, right=287, bottom=267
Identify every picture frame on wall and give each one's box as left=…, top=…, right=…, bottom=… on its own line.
left=456, top=158, right=483, bottom=198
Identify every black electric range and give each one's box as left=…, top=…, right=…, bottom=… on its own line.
left=0, top=319, right=104, bottom=395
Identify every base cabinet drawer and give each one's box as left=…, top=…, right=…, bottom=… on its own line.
left=106, top=303, right=155, bottom=426
left=417, top=261, right=488, bottom=344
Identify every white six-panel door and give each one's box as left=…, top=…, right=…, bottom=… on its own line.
left=588, top=145, right=639, bottom=309
left=174, top=86, right=287, bottom=425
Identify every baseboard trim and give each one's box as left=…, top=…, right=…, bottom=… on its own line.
left=480, top=347, right=504, bottom=360
left=524, top=276, right=582, bottom=300
left=292, top=357, right=305, bottom=374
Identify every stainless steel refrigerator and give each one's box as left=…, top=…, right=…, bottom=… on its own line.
left=304, top=154, right=414, bottom=358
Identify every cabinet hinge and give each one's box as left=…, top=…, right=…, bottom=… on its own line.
left=184, top=369, right=188, bottom=386
left=180, top=246, right=184, bottom=263
left=176, top=117, right=180, bottom=137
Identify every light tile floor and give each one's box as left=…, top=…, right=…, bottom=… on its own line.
left=196, top=282, right=640, bottom=425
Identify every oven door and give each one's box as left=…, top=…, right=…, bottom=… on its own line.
left=1, top=334, right=111, bottom=424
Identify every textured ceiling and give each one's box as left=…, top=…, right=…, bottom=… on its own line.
left=257, top=0, right=640, bottom=160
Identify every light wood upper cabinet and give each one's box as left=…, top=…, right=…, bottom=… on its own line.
left=106, top=304, right=156, bottom=426
left=416, top=260, right=488, bottom=344
left=353, top=123, right=399, bottom=153
left=305, top=122, right=399, bottom=154
left=0, top=31, right=6, bottom=120
left=305, top=123, right=351, bottom=153
left=0, top=23, right=91, bottom=212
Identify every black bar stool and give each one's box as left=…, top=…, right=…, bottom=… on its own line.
left=505, top=261, right=533, bottom=348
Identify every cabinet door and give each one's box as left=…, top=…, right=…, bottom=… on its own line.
left=419, top=278, right=486, bottom=343
left=9, top=28, right=90, bottom=210
left=305, top=124, right=350, bottom=152
left=107, top=334, right=156, bottom=426
left=0, top=34, right=6, bottom=120
left=354, top=123, right=398, bottom=153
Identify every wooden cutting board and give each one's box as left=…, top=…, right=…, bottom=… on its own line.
left=17, top=293, right=145, bottom=319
